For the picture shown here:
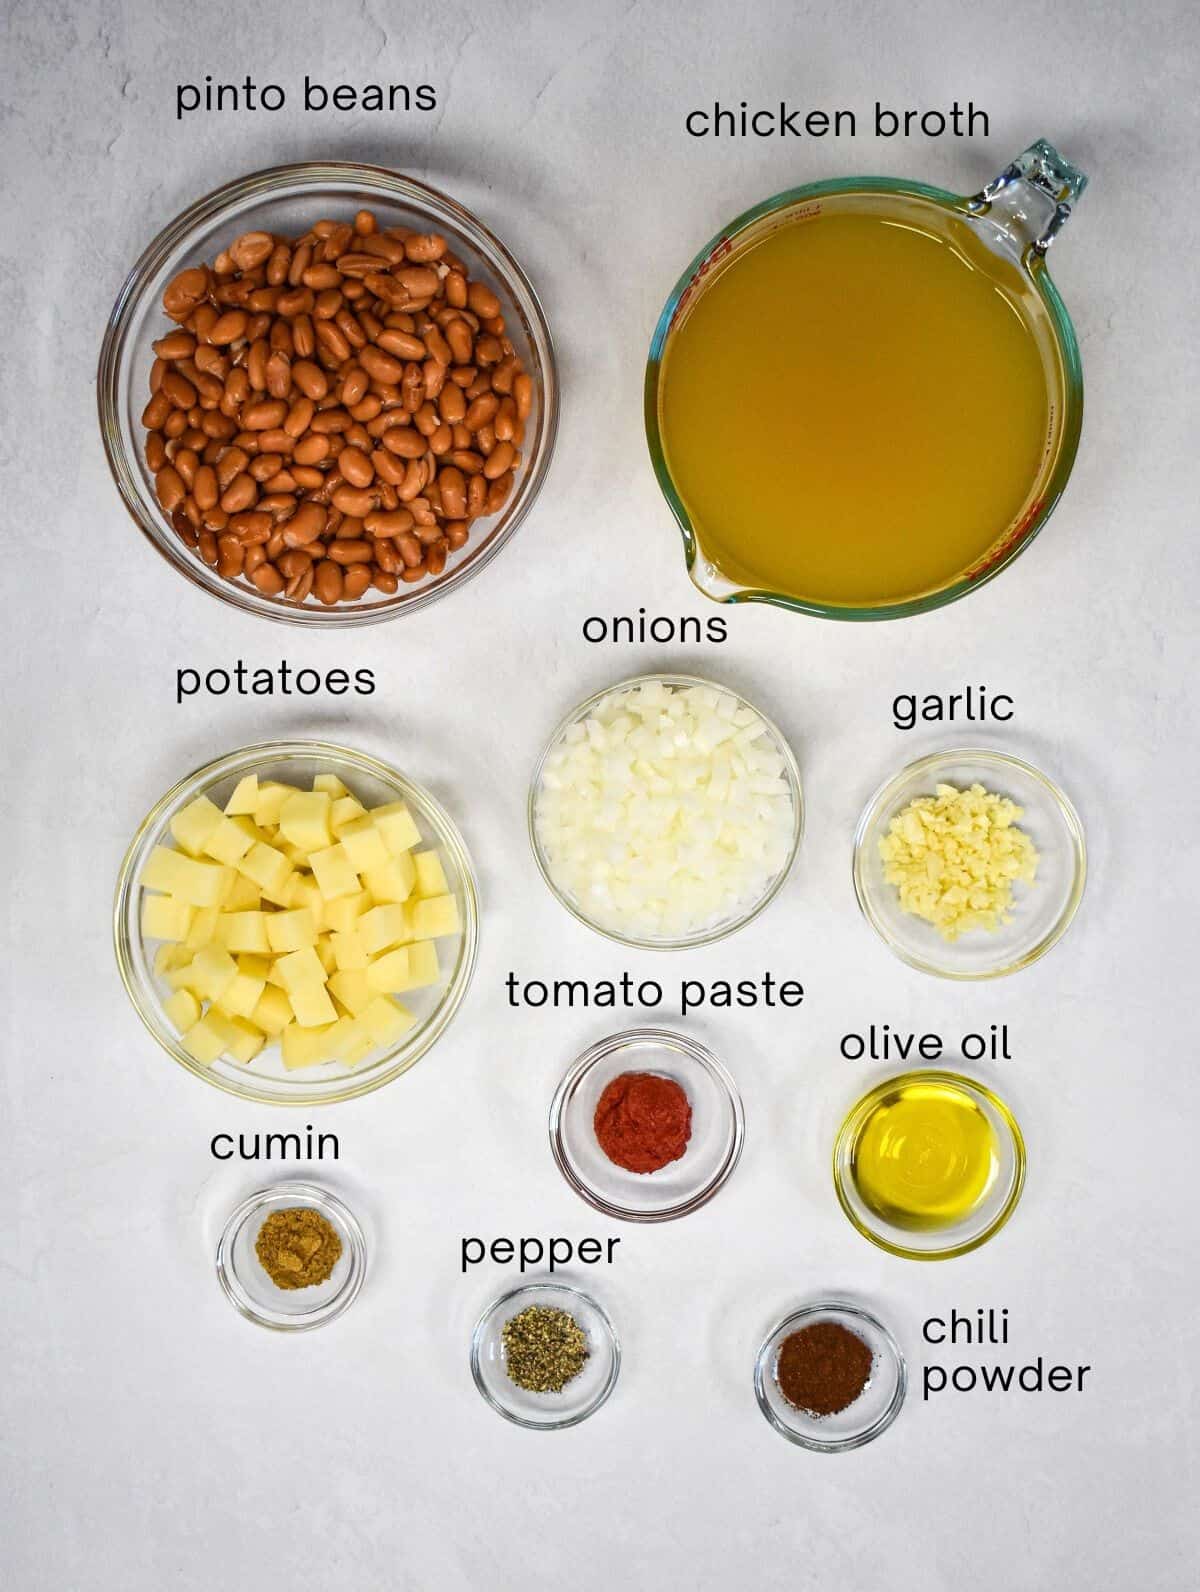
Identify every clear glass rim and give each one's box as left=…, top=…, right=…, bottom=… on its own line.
left=97, top=160, right=559, bottom=628
left=469, top=1282, right=621, bottom=1430
left=851, top=745, right=1087, bottom=980
left=548, top=1026, right=746, bottom=1222
left=753, top=1299, right=907, bottom=1452
left=112, top=738, right=480, bottom=1104
left=832, top=1069, right=1028, bottom=1261
left=215, top=1180, right=367, bottom=1331
left=527, top=671, right=804, bottom=950
left=644, top=173, right=1084, bottom=622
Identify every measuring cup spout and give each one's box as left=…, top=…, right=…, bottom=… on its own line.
left=971, top=138, right=1088, bottom=257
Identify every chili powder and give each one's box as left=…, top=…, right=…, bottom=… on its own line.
left=593, top=1071, right=692, bottom=1174
left=775, top=1321, right=874, bottom=1416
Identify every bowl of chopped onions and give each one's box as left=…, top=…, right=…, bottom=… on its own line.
left=529, top=674, right=803, bottom=949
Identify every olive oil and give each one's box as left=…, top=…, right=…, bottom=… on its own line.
left=659, top=206, right=1055, bottom=608
left=848, top=1077, right=998, bottom=1231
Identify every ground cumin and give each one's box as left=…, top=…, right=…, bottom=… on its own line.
left=255, top=1207, right=342, bottom=1290
left=775, top=1321, right=874, bottom=1416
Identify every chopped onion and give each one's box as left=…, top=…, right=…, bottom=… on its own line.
left=534, top=681, right=796, bottom=940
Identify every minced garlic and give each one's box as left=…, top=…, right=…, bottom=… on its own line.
left=878, top=782, right=1038, bottom=941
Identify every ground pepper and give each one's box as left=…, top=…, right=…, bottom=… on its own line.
left=502, top=1305, right=589, bottom=1393
left=593, top=1071, right=692, bottom=1174
left=255, top=1207, right=342, bottom=1290
left=775, top=1321, right=874, bottom=1416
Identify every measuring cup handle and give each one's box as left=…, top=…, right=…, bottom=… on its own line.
left=970, top=138, right=1088, bottom=256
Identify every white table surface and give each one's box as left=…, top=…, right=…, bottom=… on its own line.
left=4, top=1, right=1199, bottom=1586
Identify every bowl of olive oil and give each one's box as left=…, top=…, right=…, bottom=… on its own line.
left=646, top=140, right=1087, bottom=620
left=833, top=1071, right=1026, bottom=1259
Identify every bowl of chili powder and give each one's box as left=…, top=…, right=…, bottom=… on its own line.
left=754, top=1300, right=906, bottom=1451
left=549, top=1027, right=745, bottom=1221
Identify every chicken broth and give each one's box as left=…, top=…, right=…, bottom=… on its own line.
left=659, top=205, right=1059, bottom=608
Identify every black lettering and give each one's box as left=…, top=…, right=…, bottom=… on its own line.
left=577, top=1239, right=601, bottom=1263
left=1047, top=1366, right=1073, bottom=1391
left=461, top=1239, right=484, bottom=1272
left=176, top=668, right=200, bottom=703
left=841, top=1033, right=865, bottom=1060
left=176, top=84, right=200, bottom=120
left=490, top=1238, right=514, bottom=1264
left=518, top=1237, right=544, bottom=1272
left=923, top=1366, right=947, bottom=1399
left=686, top=110, right=709, bottom=136
left=252, top=667, right=274, bottom=694
left=261, top=84, right=285, bottom=111
left=548, top=1238, right=572, bottom=1271
left=923, top=1317, right=946, bottom=1344
left=210, top=1133, right=234, bottom=1160
left=706, top=617, right=728, bottom=642
left=980, top=1362, right=1016, bottom=1392
left=296, top=669, right=321, bottom=695
left=317, top=1132, right=338, bottom=1160
left=385, top=84, right=409, bottom=111
left=681, top=979, right=704, bottom=1015
left=803, top=109, right=828, bottom=136
left=893, top=693, right=916, bottom=731
left=333, top=85, right=357, bottom=110
left=952, top=1366, right=977, bottom=1391
left=304, top=74, right=328, bottom=111
left=415, top=85, right=437, bottom=111
left=606, top=1237, right=621, bottom=1261
left=582, top=616, right=607, bottom=642
left=264, top=1132, right=301, bottom=1160
left=611, top=615, right=634, bottom=643
left=205, top=668, right=231, bottom=696
left=779, top=981, right=804, bottom=1007
left=355, top=668, right=376, bottom=695
left=326, top=669, right=350, bottom=695
left=875, top=103, right=899, bottom=137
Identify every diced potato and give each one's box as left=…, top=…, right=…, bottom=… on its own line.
left=310, top=842, right=361, bottom=901
left=223, top=873, right=261, bottom=911
left=253, top=781, right=296, bottom=829
left=280, top=841, right=312, bottom=869
left=325, top=1016, right=373, bottom=1066
left=224, top=773, right=259, bottom=816
left=189, top=945, right=239, bottom=1002
left=338, top=815, right=390, bottom=873
left=410, top=894, right=461, bottom=940
left=202, top=815, right=254, bottom=866
left=331, top=929, right=368, bottom=971
left=154, top=942, right=190, bottom=976
left=360, top=996, right=416, bottom=1046
left=359, top=903, right=412, bottom=955
left=331, top=795, right=368, bottom=834
left=213, top=867, right=239, bottom=908
left=226, top=1017, right=266, bottom=1065
left=238, top=954, right=271, bottom=980
left=237, top=841, right=292, bottom=898
left=316, top=937, right=337, bottom=975
left=169, top=796, right=223, bottom=857
left=393, top=938, right=441, bottom=992
left=280, top=1021, right=336, bottom=1070
left=251, top=986, right=292, bottom=1035
left=266, top=908, right=318, bottom=955
left=372, top=801, right=422, bottom=855
left=181, top=1010, right=238, bottom=1065
left=218, top=967, right=267, bottom=1020
left=217, top=910, right=272, bottom=954
left=313, top=773, right=349, bottom=799
left=185, top=905, right=220, bottom=950
left=279, top=791, right=332, bottom=852
left=167, top=958, right=201, bottom=992
left=328, top=968, right=372, bottom=1016
left=273, top=946, right=327, bottom=992
left=366, top=947, right=411, bottom=993
left=362, top=853, right=416, bottom=905
left=324, top=891, right=371, bottom=933
left=163, top=988, right=201, bottom=1030
left=284, top=874, right=326, bottom=930
left=230, top=815, right=269, bottom=846
left=142, top=846, right=230, bottom=907
left=289, top=981, right=339, bottom=1028
left=141, top=894, right=194, bottom=942
left=413, top=849, right=449, bottom=898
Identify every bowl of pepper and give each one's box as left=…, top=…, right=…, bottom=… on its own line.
left=470, top=1282, right=620, bottom=1429
left=754, top=1301, right=906, bottom=1452
left=549, top=1028, right=745, bottom=1221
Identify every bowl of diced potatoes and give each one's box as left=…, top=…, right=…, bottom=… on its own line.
left=114, top=741, right=479, bottom=1103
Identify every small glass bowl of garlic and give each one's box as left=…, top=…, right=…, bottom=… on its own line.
left=529, top=674, right=803, bottom=949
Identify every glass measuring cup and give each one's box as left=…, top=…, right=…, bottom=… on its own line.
left=644, top=140, right=1087, bottom=621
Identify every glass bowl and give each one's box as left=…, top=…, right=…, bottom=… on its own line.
left=549, top=1027, right=745, bottom=1221
left=852, top=747, right=1086, bottom=979
left=528, top=673, right=803, bottom=949
left=754, top=1301, right=906, bottom=1452
left=114, top=740, right=479, bottom=1104
left=470, top=1283, right=620, bottom=1430
left=216, top=1181, right=366, bottom=1331
left=98, top=161, right=558, bottom=626
left=833, top=1070, right=1026, bottom=1260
